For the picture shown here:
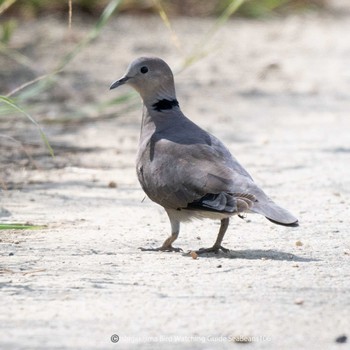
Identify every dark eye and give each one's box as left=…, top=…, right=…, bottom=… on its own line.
left=140, top=66, right=148, bottom=74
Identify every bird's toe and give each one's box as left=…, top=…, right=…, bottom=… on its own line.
left=195, top=245, right=230, bottom=255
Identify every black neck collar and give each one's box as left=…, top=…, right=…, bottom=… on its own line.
left=152, top=98, right=179, bottom=112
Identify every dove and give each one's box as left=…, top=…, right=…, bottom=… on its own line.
left=110, top=57, right=298, bottom=254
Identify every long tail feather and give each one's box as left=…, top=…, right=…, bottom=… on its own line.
left=251, top=198, right=298, bottom=226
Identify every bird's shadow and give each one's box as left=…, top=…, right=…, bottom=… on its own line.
left=186, top=249, right=317, bottom=262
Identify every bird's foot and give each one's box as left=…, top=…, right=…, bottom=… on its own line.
left=195, top=245, right=230, bottom=255
left=139, top=245, right=183, bottom=253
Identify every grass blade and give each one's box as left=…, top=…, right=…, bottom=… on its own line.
left=10, top=0, right=123, bottom=101
left=56, top=0, right=123, bottom=72
left=6, top=69, right=62, bottom=98
left=180, top=0, right=246, bottom=70
left=0, top=96, right=54, bottom=157
left=0, top=223, right=46, bottom=230
left=153, top=0, right=182, bottom=52
left=0, top=0, right=17, bottom=15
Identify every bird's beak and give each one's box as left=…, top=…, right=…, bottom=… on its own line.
left=109, top=76, right=129, bottom=90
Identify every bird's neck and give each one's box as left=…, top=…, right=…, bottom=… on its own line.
left=139, top=83, right=181, bottom=135
left=140, top=97, right=181, bottom=136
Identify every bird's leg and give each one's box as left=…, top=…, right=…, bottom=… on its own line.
left=196, top=218, right=230, bottom=254
left=139, top=217, right=182, bottom=252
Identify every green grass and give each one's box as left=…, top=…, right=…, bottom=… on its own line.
left=0, top=223, right=47, bottom=230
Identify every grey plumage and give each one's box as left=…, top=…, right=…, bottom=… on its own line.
left=110, top=57, right=298, bottom=253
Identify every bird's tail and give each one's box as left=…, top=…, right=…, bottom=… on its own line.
left=251, top=197, right=298, bottom=227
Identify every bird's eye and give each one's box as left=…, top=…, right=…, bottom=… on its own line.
left=140, top=66, right=148, bottom=74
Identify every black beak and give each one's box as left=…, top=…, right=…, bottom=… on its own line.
left=109, top=76, right=129, bottom=90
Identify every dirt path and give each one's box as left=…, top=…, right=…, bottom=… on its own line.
left=1, top=8, right=350, bottom=350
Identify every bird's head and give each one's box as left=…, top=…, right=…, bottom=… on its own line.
left=110, top=57, right=177, bottom=105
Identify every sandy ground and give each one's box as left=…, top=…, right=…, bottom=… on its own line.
left=1, top=4, right=350, bottom=350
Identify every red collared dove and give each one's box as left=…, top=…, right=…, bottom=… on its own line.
left=110, top=57, right=298, bottom=254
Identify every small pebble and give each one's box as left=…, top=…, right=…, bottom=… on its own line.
left=9, top=252, right=14, bottom=256
left=294, top=298, right=304, bottom=305
left=108, top=181, right=117, bottom=188
left=190, top=251, right=198, bottom=260
left=335, top=335, right=347, bottom=343
left=217, top=264, right=222, bottom=268
left=296, top=240, right=303, bottom=247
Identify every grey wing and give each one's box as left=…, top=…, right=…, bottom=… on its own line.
left=140, top=135, right=258, bottom=213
